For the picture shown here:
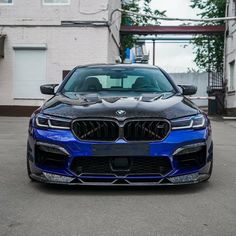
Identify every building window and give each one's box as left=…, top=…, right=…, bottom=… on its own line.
left=43, top=0, right=70, bottom=5
left=62, top=70, right=70, bottom=80
left=0, top=0, right=13, bottom=5
left=229, top=61, right=235, bottom=91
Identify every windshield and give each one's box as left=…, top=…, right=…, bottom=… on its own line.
left=61, top=67, right=175, bottom=94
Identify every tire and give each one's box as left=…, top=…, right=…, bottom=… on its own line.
left=27, top=158, right=36, bottom=182
left=26, top=143, right=35, bottom=182
left=203, top=160, right=213, bottom=182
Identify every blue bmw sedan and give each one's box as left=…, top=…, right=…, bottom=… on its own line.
left=27, top=64, right=213, bottom=186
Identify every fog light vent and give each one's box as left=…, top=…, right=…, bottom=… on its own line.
left=37, top=142, right=69, bottom=156
left=173, top=142, right=205, bottom=156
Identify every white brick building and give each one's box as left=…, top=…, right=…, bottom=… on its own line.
left=225, top=0, right=236, bottom=115
left=0, top=0, right=121, bottom=115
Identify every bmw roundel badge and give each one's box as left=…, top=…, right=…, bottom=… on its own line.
left=116, top=110, right=126, bottom=116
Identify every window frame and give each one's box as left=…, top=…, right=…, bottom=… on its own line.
left=42, top=0, right=70, bottom=6
left=0, top=0, right=13, bottom=5
left=233, top=0, right=236, bottom=17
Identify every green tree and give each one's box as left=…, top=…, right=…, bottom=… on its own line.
left=121, top=0, right=166, bottom=59
left=190, top=0, right=226, bottom=72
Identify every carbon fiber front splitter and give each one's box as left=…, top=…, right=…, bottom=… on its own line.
left=29, top=172, right=210, bottom=186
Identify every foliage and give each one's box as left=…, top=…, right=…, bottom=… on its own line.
left=121, top=0, right=166, bottom=59
left=190, top=0, right=226, bottom=72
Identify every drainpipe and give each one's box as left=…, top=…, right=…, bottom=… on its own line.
left=152, top=40, right=156, bottom=65
left=223, top=0, right=230, bottom=113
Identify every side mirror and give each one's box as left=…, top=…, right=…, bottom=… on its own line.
left=40, top=84, right=59, bottom=95
left=178, top=85, right=197, bottom=96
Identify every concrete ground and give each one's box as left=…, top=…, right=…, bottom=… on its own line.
left=0, top=117, right=235, bottom=236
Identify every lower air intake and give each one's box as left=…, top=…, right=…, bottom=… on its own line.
left=70, top=156, right=172, bottom=176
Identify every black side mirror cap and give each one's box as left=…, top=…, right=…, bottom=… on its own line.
left=40, top=84, right=59, bottom=95
left=178, top=85, right=197, bottom=96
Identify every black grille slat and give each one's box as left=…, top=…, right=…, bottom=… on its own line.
left=141, top=122, right=146, bottom=139
left=70, top=156, right=172, bottom=176
left=89, top=121, right=95, bottom=138
left=110, top=122, right=116, bottom=138
left=147, top=122, right=153, bottom=138
left=103, top=121, right=108, bottom=138
left=96, top=121, right=101, bottom=138
left=127, top=122, right=131, bottom=137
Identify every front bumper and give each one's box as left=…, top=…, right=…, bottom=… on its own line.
left=27, top=126, right=213, bottom=186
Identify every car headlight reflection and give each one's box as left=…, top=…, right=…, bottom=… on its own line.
left=171, top=114, right=206, bottom=130
left=35, top=114, right=71, bottom=130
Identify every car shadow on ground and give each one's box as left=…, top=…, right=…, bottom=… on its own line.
left=29, top=180, right=212, bottom=196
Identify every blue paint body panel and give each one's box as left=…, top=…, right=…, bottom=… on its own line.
left=28, top=126, right=213, bottom=185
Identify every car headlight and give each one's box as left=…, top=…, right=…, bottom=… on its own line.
left=35, top=114, right=71, bottom=130
left=171, top=114, right=206, bottom=130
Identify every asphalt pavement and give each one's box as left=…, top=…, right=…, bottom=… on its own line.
left=0, top=117, right=235, bottom=236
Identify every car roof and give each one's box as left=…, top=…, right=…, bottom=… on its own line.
left=75, top=63, right=160, bottom=69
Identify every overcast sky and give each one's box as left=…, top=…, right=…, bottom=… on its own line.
left=145, top=0, right=201, bottom=72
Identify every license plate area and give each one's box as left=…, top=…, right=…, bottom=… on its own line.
left=92, top=143, right=150, bottom=157
left=110, top=157, right=131, bottom=171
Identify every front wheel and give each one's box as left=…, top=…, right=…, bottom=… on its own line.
left=26, top=142, right=35, bottom=182
left=27, top=158, right=35, bottom=182
left=203, top=161, right=213, bottom=182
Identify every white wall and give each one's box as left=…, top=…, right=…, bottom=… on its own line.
left=0, top=27, right=110, bottom=106
left=0, top=0, right=121, bottom=107
left=225, top=0, right=236, bottom=110
left=170, top=72, right=208, bottom=107
left=107, top=0, right=121, bottom=63
left=0, top=0, right=111, bottom=25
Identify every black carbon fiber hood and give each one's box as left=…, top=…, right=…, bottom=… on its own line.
left=41, top=92, right=200, bottom=120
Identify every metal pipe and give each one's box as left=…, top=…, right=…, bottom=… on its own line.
left=116, top=8, right=236, bottom=22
